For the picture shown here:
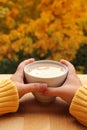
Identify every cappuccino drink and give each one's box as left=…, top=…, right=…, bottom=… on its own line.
left=28, top=63, right=65, bottom=78
left=24, top=60, right=68, bottom=103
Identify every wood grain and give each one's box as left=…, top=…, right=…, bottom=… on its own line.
left=0, top=74, right=87, bottom=130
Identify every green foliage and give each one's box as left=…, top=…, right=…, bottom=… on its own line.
left=72, top=44, right=87, bottom=73
left=0, top=58, right=19, bottom=74
left=0, top=49, right=52, bottom=73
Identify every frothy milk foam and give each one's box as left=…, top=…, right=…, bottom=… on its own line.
left=28, top=63, right=65, bottom=78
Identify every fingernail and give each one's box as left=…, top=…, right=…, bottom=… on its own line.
left=40, top=83, right=48, bottom=90
left=29, top=58, right=35, bottom=61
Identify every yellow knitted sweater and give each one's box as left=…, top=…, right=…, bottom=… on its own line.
left=69, top=86, right=87, bottom=127
left=0, top=79, right=87, bottom=127
left=0, top=79, right=19, bottom=115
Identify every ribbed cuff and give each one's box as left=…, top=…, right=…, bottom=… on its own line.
left=0, top=79, right=19, bottom=115
left=69, top=86, right=87, bottom=127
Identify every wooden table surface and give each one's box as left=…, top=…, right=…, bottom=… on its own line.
left=0, top=74, right=87, bottom=130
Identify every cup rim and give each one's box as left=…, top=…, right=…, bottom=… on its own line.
left=24, top=60, right=68, bottom=79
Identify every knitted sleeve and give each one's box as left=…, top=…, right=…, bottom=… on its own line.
left=0, top=79, right=19, bottom=115
left=69, top=86, right=87, bottom=127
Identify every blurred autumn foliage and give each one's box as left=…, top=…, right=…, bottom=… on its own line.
left=0, top=0, right=87, bottom=73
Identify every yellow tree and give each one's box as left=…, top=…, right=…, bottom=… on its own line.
left=0, top=0, right=87, bottom=62
left=34, top=0, right=87, bottom=60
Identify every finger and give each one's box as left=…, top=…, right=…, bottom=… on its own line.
left=20, top=58, right=35, bottom=66
left=22, top=83, right=48, bottom=94
left=60, top=59, right=75, bottom=74
left=16, top=58, right=35, bottom=73
left=43, top=87, right=65, bottom=97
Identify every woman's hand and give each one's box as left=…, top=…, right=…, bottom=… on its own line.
left=41, top=60, right=82, bottom=104
left=10, top=58, right=47, bottom=99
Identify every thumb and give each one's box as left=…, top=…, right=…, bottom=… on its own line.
left=24, top=83, right=48, bottom=92
left=18, top=83, right=48, bottom=98
left=60, top=59, right=75, bottom=75
left=16, top=58, right=35, bottom=74
left=43, top=87, right=65, bottom=97
left=43, top=86, right=74, bottom=104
